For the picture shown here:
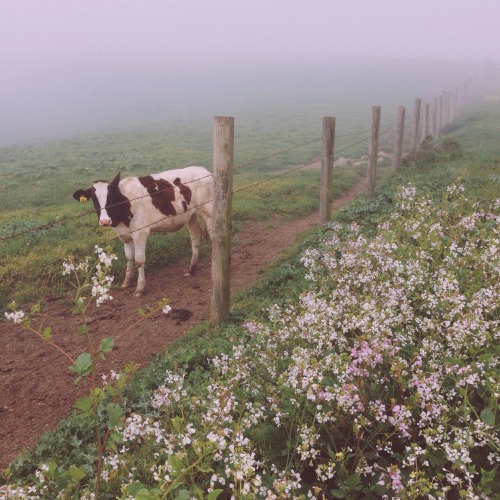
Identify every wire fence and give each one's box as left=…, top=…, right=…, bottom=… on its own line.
left=1, top=123, right=393, bottom=244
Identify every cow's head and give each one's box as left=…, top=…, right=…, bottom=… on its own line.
left=72, top=172, right=133, bottom=227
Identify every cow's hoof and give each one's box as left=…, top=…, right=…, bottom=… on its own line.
left=134, top=290, right=143, bottom=297
left=121, top=284, right=130, bottom=289
left=183, top=271, right=193, bottom=277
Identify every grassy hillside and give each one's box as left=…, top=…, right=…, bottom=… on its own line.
left=2, top=96, right=499, bottom=497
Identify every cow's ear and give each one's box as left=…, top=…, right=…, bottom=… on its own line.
left=73, top=189, right=91, bottom=202
left=110, top=172, right=121, bottom=188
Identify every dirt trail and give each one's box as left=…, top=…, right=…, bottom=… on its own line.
left=0, top=174, right=366, bottom=467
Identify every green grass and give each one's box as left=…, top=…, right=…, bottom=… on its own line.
left=0, top=122, right=366, bottom=310
left=5, top=97, right=500, bottom=494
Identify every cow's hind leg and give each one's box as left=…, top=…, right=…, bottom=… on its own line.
left=121, top=240, right=135, bottom=289
left=185, top=214, right=203, bottom=277
left=198, top=203, right=214, bottom=243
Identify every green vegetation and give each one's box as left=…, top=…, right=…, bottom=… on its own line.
left=1, top=97, right=499, bottom=497
left=0, top=119, right=367, bottom=309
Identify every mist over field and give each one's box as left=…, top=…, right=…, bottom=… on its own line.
left=1, top=0, right=500, bottom=146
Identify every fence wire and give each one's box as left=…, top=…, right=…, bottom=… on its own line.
left=1, top=123, right=392, bottom=243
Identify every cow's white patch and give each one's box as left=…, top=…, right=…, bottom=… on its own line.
left=94, top=182, right=111, bottom=225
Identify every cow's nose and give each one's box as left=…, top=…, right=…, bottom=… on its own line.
left=100, top=218, right=111, bottom=226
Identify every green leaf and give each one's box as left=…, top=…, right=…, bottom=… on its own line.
left=427, top=449, right=447, bottom=467
left=330, top=489, right=346, bottom=498
left=174, top=491, right=190, bottom=500
left=108, top=430, right=124, bottom=449
left=69, top=352, right=92, bottom=378
left=168, top=454, right=183, bottom=474
left=197, top=464, right=214, bottom=473
left=480, top=467, right=496, bottom=493
left=42, top=326, right=52, bottom=340
left=106, top=402, right=123, bottom=428
left=345, top=472, right=361, bottom=488
left=73, top=396, right=93, bottom=419
left=136, top=489, right=156, bottom=500
left=100, top=337, right=114, bottom=354
left=207, top=489, right=223, bottom=500
left=68, top=464, right=86, bottom=483
left=121, top=483, right=151, bottom=497
left=480, top=408, right=495, bottom=426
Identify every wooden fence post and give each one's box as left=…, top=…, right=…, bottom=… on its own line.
left=367, top=106, right=381, bottom=194
left=437, top=94, right=443, bottom=137
left=210, top=116, right=234, bottom=325
left=393, top=105, right=405, bottom=172
left=412, top=98, right=422, bottom=150
left=445, top=91, right=450, bottom=128
left=320, top=116, right=335, bottom=224
left=432, top=98, right=438, bottom=136
left=422, top=102, right=430, bottom=143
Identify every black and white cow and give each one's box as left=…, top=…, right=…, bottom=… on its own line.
left=73, top=166, right=213, bottom=296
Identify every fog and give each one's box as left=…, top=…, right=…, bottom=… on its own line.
left=2, top=0, right=500, bottom=146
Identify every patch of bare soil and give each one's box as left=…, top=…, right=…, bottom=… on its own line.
left=0, top=175, right=366, bottom=468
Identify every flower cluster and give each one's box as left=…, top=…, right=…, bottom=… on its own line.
left=89, top=183, right=498, bottom=497
left=4, top=303, right=25, bottom=324
left=3, top=182, right=498, bottom=498
left=91, top=246, right=117, bottom=307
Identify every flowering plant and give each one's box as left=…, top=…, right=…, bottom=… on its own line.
left=75, top=183, right=500, bottom=497
left=2, top=246, right=172, bottom=498
left=3, top=183, right=499, bottom=498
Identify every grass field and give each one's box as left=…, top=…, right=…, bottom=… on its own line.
left=3, top=93, right=499, bottom=497
left=0, top=99, right=384, bottom=309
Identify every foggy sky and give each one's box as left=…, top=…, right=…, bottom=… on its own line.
left=2, top=0, right=499, bottom=145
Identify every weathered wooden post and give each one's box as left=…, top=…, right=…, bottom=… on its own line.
left=210, top=116, right=234, bottom=325
left=320, top=116, right=335, bottom=224
left=452, top=88, right=458, bottom=121
left=432, top=97, right=438, bottom=136
left=367, top=106, right=381, bottom=194
left=412, top=98, right=422, bottom=150
left=422, top=102, right=430, bottom=143
left=437, top=94, right=444, bottom=137
left=393, top=105, right=405, bottom=172
left=445, top=91, right=450, bottom=127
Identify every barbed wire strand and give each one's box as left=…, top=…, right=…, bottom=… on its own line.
left=1, top=139, right=323, bottom=241
left=2, top=128, right=381, bottom=243
left=102, top=132, right=373, bottom=246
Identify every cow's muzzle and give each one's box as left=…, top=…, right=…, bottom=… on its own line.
left=99, top=218, right=112, bottom=226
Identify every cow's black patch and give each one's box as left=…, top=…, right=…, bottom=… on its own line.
left=74, top=178, right=133, bottom=227
left=174, top=177, right=192, bottom=205
left=139, top=176, right=177, bottom=216
left=105, top=184, right=133, bottom=227
left=73, top=187, right=101, bottom=224
left=73, top=188, right=94, bottom=202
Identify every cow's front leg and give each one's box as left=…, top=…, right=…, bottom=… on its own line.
left=121, top=240, right=135, bottom=289
left=186, top=215, right=202, bottom=277
left=133, top=233, right=148, bottom=296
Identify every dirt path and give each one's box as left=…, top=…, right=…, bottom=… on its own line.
left=0, top=174, right=366, bottom=468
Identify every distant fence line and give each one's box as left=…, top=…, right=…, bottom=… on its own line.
left=210, top=78, right=473, bottom=323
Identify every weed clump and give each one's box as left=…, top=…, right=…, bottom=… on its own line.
left=402, top=137, right=463, bottom=167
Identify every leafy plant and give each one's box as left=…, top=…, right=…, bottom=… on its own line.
left=2, top=247, right=171, bottom=498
